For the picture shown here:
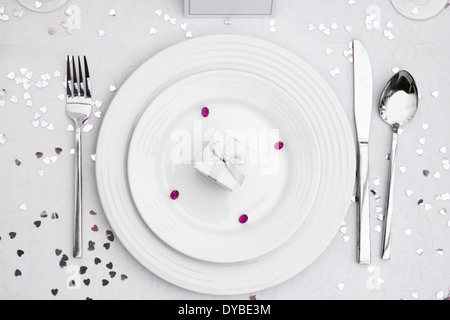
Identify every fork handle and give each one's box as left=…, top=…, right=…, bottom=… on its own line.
left=73, top=126, right=83, bottom=258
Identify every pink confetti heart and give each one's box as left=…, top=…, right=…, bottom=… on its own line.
left=0, top=100, right=6, bottom=107
left=98, top=29, right=106, bottom=37
left=0, top=7, right=5, bottom=14
left=109, top=85, right=117, bottom=92
left=170, top=190, right=180, bottom=200
left=53, top=70, right=61, bottom=77
left=14, top=77, right=23, bottom=85
left=32, top=120, right=39, bottom=128
left=10, top=95, right=18, bottom=103
left=40, top=106, right=47, bottom=114
left=41, top=120, right=49, bottom=128
left=48, top=27, right=56, bottom=35
left=12, top=9, right=23, bottom=18
left=239, top=214, right=249, bottom=224
left=274, top=142, right=284, bottom=150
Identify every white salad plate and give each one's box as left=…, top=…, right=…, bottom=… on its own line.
left=96, top=35, right=356, bottom=295
left=127, top=69, right=322, bottom=263
left=391, top=0, right=448, bottom=20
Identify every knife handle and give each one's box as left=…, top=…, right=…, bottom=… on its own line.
left=357, top=142, right=371, bottom=265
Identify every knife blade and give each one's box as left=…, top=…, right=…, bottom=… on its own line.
left=353, top=38, right=373, bottom=265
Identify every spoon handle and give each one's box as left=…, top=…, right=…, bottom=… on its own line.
left=382, top=131, right=399, bottom=260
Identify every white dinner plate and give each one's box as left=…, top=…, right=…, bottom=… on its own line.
left=96, top=35, right=356, bottom=295
left=17, top=0, right=68, bottom=13
left=127, top=70, right=322, bottom=263
left=391, top=0, right=447, bottom=20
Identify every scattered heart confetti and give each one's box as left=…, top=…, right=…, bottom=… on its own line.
left=274, top=142, right=284, bottom=150
left=239, top=214, right=249, bottom=224
left=201, top=107, right=209, bottom=118
left=0, top=133, right=7, bottom=144
left=170, top=190, right=180, bottom=200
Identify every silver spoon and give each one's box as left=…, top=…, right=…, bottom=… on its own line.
left=379, top=70, right=418, bottom=260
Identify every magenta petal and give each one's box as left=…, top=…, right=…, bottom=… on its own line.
left=239, top=214, right=248, bottom=224
left=201, top=107, right=210, bottom=118
left=170, top=190, right=180, bottom=200
left=274, top=141, right=284, bottom=150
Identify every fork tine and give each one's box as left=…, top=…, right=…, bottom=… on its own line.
left=72, top=55, right=79, bottom=97
left=66, top=55, right=73, bottom=98
left=84, top=56, right=91, bottom=98
left=77, top=56, right=85, bottom=97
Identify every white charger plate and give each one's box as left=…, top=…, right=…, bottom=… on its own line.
left=127, top=70, right=322, bottom=263
left=96, top=35, right=356, bottom=295
left=391, top=0, right=447, bottom=20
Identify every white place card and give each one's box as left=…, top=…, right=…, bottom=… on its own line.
left=184, top=0, right=276, bottom=17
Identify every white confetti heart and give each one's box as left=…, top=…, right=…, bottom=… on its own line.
left=154, top=9, right=162, bottom=16
left=98, top=29, right=106, bottom=37
left=7, top=72, right=15, bottom=80
left=149, top=27, right=157, bottom=34
left=185, top=31, right=193, bottom=38
left=19, top=203, right=27, bottom=211
left=83, top=123, right=94, bottom=133
left=109, top=85, right=117, bottom=92
left=180, top=23, right=187, bottom=31
left=35, top=1, right=42, bottom=9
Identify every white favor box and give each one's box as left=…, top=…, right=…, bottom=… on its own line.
left=194, top=130, right=255, bottom=192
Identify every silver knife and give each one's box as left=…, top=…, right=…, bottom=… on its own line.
left=353, top=38, right=373, bottom=265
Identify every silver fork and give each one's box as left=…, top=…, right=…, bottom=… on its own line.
left=66, top=55, right=92, bottom=259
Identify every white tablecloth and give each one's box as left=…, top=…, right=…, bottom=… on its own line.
left=1, top=0, right=450, bottom=300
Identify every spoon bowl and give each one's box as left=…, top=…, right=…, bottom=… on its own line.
left=379, top=70, right=419, bottom=260
left=379, top=71, right=419, bottom=131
